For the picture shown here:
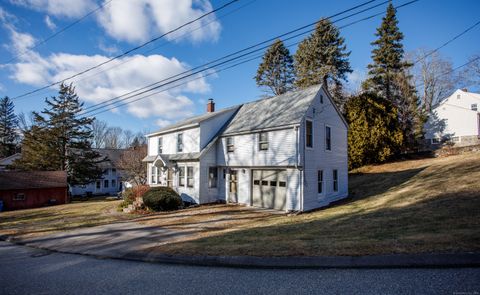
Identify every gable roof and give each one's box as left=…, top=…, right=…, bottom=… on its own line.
left=93, top=148, right=127, bottom=169
left=0, top=170, right=67, bottom=190
left=147, top=106, right=240, bottom=137
left=222, top=85, right=322, bottom=135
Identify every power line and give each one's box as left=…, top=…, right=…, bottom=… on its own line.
left=11, top=0, right=241, bottom=100
left=414, top=19, right=480, bottom=64
left=3, top=0, right=114, bottom=64
left=415, top=56, right=480, bottom=88
left=80, top=0, right=391, bottom=114
left=83, top=0, right=420, bottom=117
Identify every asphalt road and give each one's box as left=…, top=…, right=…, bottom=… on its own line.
left=0, top=242, right=479, bottom=295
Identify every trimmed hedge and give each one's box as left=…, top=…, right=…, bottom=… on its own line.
left=142, top=187, right=182, bottom=211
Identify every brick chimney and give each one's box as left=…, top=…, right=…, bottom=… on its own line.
left=207, top=98, right=215, bottom=113
left=462, top=88, right=468, bottom=92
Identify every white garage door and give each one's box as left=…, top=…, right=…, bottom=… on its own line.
left=252, top=170, right=287, bottom=210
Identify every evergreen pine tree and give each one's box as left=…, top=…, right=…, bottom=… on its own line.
left=255, top=39, right=295, bottom=96
left=15, top=83, right=105, bottom=185
left=0, top=96, right=19, bottom=158
left=362, top=3, right=412, bottom=103
left=294, top=18, right=352, bottom=107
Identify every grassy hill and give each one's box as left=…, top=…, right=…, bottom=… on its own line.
left=157, top=152, right=480, bottom=256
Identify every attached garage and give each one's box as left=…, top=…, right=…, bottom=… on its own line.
left=252, top=169, right=287, bottom=210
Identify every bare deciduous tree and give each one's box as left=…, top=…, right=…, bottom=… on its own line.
left=122, top=129, right=134, bottom=148
left=105, top=127, right=123, bottom=149
left=461, top=54, right=480, bottom=88
left=92, top=120, right=108, bottom=148
left=411, top=49, right=459, bottom=113
left=118, top=145, right=147, bottom=185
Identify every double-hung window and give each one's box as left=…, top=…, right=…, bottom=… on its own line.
left=317, top=170, right=323, bottom=194
left=472, top=104, right=478, bottom=111
left=208, top=167, right=217, bottom=188
left=325, top=126, right=331, bottom=151
left=151, top=166, right=156, bottom=184
left=178, top=166, right=185, bottom=187
left=187, top=166, right=194, bottom=187
left=306, top=120, right=313, bottom=148
left=259, top=132, right=268, bottom=151
left=177, top=133, right=183, bottom=152
left=333, top=169, right=338, bottom=192
left=158, top=137, right=163, bottom=154
left=226, top=137, right=234, bottom=153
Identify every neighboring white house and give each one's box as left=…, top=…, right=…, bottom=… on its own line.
left=425, top=89, right=480, bottom=146
left=143, top=85, right=348, bottom=212
left=0, top=153, right=21, bottom=171
left=70, top=149, right=126, bottom=196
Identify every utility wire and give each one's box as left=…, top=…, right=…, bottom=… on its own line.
left=3, top=0, right=114, bottom=64
left=83, top=0, right=420, bottom=117
left=80, top=0, right=390, bottom=114
left=11, top=0, right=241, bottom=100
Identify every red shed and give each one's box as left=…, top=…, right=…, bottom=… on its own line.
left=0, top=171, right=68, bottom=211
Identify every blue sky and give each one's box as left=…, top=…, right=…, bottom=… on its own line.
left=0, top=0, right=479, bottom=133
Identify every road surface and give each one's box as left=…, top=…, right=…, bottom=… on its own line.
left=0, top=241, right=479, bottom=295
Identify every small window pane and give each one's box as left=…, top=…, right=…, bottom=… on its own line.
left=472, top=104, right=478, bottom=111
left=261, top=180, right=268, bottom=186
left=253, top=180, right=260, bottom=185
left=270, top=181, right=277, bottom=186
left=278, top=181, right=286, bottom=187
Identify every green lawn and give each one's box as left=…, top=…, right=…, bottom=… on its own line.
left=153, top=152, right=480, bottom=256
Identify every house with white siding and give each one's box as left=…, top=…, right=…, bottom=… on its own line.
left=425, top=89, right=480, bottom=147
left=143, top=85, right=348, bottom=212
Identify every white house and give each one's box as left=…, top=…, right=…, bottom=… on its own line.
left=143, top=85, right=348, bottom=212
left=70, top=149, right=126, bottom=197
left=425, top=89, right=480, bottom=146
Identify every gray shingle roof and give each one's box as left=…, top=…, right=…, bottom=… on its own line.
left=0, top=171, right=67, bottom=190
left=222, top=85, right=321, bottom=135
left=148, top=106, right=239, bottom=136
left=142, top=152, right=201, bottom=163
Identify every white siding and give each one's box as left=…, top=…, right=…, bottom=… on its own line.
left=301, top=88, right=348, bottom=211
left=199, top=109, right=237, bottom=149
left=148, top=127, right=200, bottom=156
left=199, top=146, right=219, bottom=204
left=425, top=89, right=480, bottom=139
left=216, top=128, right=298, bottom=167
left=71, top=168, right=121, bottom=196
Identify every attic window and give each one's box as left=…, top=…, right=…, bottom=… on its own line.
left=320, top=94, right=324, bottom=104
left=158, top=137, right=163, bottom=154
left=177, top=133, right=183, bottom=152
left=226, top=137, right=234, bottom=153
left=457, top=94, right=461, bottom=99
left=472, top=104, right=478, bottom=111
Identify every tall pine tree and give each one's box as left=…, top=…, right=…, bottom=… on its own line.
left=294, top=18, right=352, bottom=108
left=255, top=39, right=295, bottom=96
left=362, top=3, right=412, bottom=103
left=15, top=83, right=105, bottom=185
left=0, top=96, right=18, bottom=158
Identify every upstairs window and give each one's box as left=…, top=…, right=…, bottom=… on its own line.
left=326, top=126, right=331, bottom=151
left=208, top=167, right=218, bottom=188
left=111, top=168, right=116, bottom=175
left=317, top=170, right=323, bottom=194
left=320, top=94, right=324, bottom=104
left=177, top=133, right=183, bottom=153
left=472, top=104, right=478, bottom=111
left=333, top=169, right=338, bottom=192
left=306, top=120, right=313, bottom=148
left=258, top=132, right=269, bottom=151
left=226, top=137, right=234, bottom=153
left=104, top=179, right=109, bottom=188
left=187, top=166, right=194, bottom=187
left=178, top=166, right=185, bottom=187
left=158, top=137, right=163, bottom=154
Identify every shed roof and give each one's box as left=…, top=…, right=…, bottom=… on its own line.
left=222, top=85, right=322, bottom=135
left=0, top=170, right=67, bottom=190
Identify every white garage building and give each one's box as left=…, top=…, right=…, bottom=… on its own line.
left=143, top=85, right=348, bottom=212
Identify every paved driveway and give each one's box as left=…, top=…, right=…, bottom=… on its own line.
left=2, top=241, right=480, bottom=295
left=14, top=204, right=281, bottom=259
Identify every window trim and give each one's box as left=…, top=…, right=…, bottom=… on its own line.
left=187, top=166, right=194, bottom=188
left=333, top=169, right=338, bottom=192
left=258, top=132, right=269, bottom=151
left=317, top=170, right=323, bottom=195
left=305, top=119, right=313, bottom=148
left=226, top=137, right=234, bottom=153
left=325, top=125, right=332, bottom=151
left=178, top=166, right=185, bottom=187
left=177, top=133, right=183, bottom=153
left=208, top=167, right=218, bottom=188
left=158, top=137, right=163, bottom=154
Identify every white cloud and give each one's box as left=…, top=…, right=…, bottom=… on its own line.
left=10, top=0, right=96, bottom=18
left=346, top=68, right=367, bottom=93
left=97, top=40, right=119, bottom=55
left=155, top=119, right=172, bottom=128
left=97, top=0, right=221, bottom=44
left=44, top=15, right=56, bottom=30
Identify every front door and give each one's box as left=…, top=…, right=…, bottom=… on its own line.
left=228, top=170, right=238, bottom=203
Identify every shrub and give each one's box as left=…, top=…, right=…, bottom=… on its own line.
left=122, top=185, right=149, bottom=203
left=142, top=187, right=182, bottom=211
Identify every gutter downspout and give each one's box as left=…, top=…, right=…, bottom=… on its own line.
left=294, top=125, right=303, bottom=212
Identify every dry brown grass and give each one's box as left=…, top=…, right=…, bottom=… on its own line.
left=0, top=198, right=136, bottom=238
left=151, top=152, right=480, bottom=256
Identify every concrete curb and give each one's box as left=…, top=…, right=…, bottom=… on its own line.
left=2, top=237, right=479, bottom=269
